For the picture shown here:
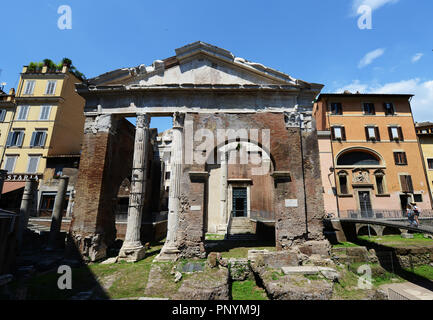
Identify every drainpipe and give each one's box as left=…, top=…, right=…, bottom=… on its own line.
left=327, top=102, right=341, bottom=218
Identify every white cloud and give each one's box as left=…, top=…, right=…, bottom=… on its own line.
left=411, top=53, right=424, bottom=63
left=352, top=0, right=399, bottom=14
left=358, top=48, right=385, bottom=68
left=335, top=78, right=433, bottom=121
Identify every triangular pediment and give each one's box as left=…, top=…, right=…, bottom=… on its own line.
left=89, top=42, right=315, bottom=88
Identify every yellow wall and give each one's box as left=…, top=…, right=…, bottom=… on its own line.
left=1, top=67, right=85, bottom=175
left=419, top=135, right=433, bottom=200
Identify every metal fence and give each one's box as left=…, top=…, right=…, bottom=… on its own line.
left=340, top=209, right=433, bottom=220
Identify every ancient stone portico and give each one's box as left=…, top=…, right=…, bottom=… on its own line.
left=69, top=41, right=328, bottom=262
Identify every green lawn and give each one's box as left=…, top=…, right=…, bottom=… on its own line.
left=9, top=241, right=165, bottom=300
left=404, top=265, right=433, bottom=280
left=231, top=280, right=268, bottom=300
left=358, top=234, right=433, bottom=247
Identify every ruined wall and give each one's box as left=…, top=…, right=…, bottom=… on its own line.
left=68, top=116, right=135, bottom=261
left=177, top=112, right=326, bottom=257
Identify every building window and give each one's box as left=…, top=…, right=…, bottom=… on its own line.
left=45, top=81, right=57, bottom=95
left=338, top=172, right=349, bottom=195
left=23, top=80, right=35, bottom=95
left=389, top=126, right=403, bottom=141
left=0, top=109, right=6, bottom=122
left=6, top=130, right=24, bottom=147
left=39, top=192, right=70, bottom=217
left=363, top=103, right=375, bottom=115
left=17, top=105, right=29, bottom=120
left=30, top=131, right=47, bottom=148
left=375, top=171, right=386, bottom=195
left=331, top=126, right=346, bottom=141
left=394, top=152, right=408, bottom=165
left=330, top=103, right=342, bottom=115
left=27, top=155, right=41, bottom=173
left=400, top=175, right=414, bottom=193
left=384, top=103, right=395, bottom=115
left=365, top=126, right=380, bottom=141
left=4, top=155, right=17, bottom=173
left=165, top=172, right=171, bottom=180
left=428, top=159, right=433, bottom=170
left=39, top=105, right=51, bottom=120
left=414, top=194, right=423, bottom=203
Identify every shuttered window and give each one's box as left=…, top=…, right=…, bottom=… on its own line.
left=6, top=131, right=24, bottom=147
left=389, top=126, right=404, bottom=141
left=0, top=110, right=6, bottom=122
left=330, top=103, right=342, bottom=115
left=30, top=131, right=47, bottom=148
left=4, top=156, right=17, bottom=173
left=394, top=152, right=408, bottom=165
left=332, top=126, right=346, bottom=141
left=400, top=175, right=414, bottom=193
left=39, top=105, right=51, bottom=120
left=17, top=105, right=29, bottom=120
left=27, top=156, right=40, bottom=173
left=384, top=103, right=395, bottom=115
left=365, top=126, right=380, bottom=141
left=363, top=103, right=375, bottom=115
left=45, top=81, right=56, bottom=95
left=23, top=81, right=35, bottom=95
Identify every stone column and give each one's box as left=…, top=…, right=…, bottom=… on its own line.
left=47, top=176, right=69, bottom=250
left=0, top=170, right=7, bottom=200
left=219, top=152, right=228, bottom=232
left=17, top=178, right=37, bottom=249
left=118, top=113, right=150, bottom=262
left=157, top=112, right=185, bottom=261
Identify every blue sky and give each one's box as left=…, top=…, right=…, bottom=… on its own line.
left=1, top=0, right=432, bottom=131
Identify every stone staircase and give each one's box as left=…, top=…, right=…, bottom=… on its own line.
left=227, top=217, right=256, bottom=240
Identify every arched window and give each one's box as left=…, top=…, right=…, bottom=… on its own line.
left=337, top=151, right=380, bottom=166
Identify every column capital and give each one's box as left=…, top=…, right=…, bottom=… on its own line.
left=172, top=112, right=185, bottom=129
left=136, top=113, right=151, bottom=129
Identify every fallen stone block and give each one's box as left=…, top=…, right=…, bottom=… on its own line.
left=101, top=257, right=118, bottom=265
left=318, top=267, right=340, bottom=282
left=263, top=251, right=299, bottom=269
left=248, top=249, right=269, bottom=261
left=281, top=266, right=319, bottom=275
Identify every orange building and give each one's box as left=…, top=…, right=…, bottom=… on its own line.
left=313, top=93, right=432, bottom=218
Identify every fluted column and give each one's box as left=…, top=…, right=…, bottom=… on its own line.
left=157, top=112, right=185, bottom=261
left=119, top=113, right=150, bottom=262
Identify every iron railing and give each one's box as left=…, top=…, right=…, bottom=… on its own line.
left=340, top=209, right=433, bottom=220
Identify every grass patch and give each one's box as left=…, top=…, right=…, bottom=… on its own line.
left=9, top=241, right=165, bottom=300
left=404, top=265, right=433, bottom=280
left=205, top=234, right=225, bottom=241
left=358, top=234, right=433, bottom=247
left=231, top=281, right=268, bottom=300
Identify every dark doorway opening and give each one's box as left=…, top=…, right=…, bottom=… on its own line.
left=232, top=187, right=247, bottom=217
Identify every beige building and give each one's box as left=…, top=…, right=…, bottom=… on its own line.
left=416, top=122, right=433, bottom=201
left=1, top=61, right=85, bottom=214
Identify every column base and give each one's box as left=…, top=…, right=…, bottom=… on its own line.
left=118, top=245, right=146, bottom=263
left=216, top=224, right=228, bottom=234
left=154, top=245, right=180, bottom=262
